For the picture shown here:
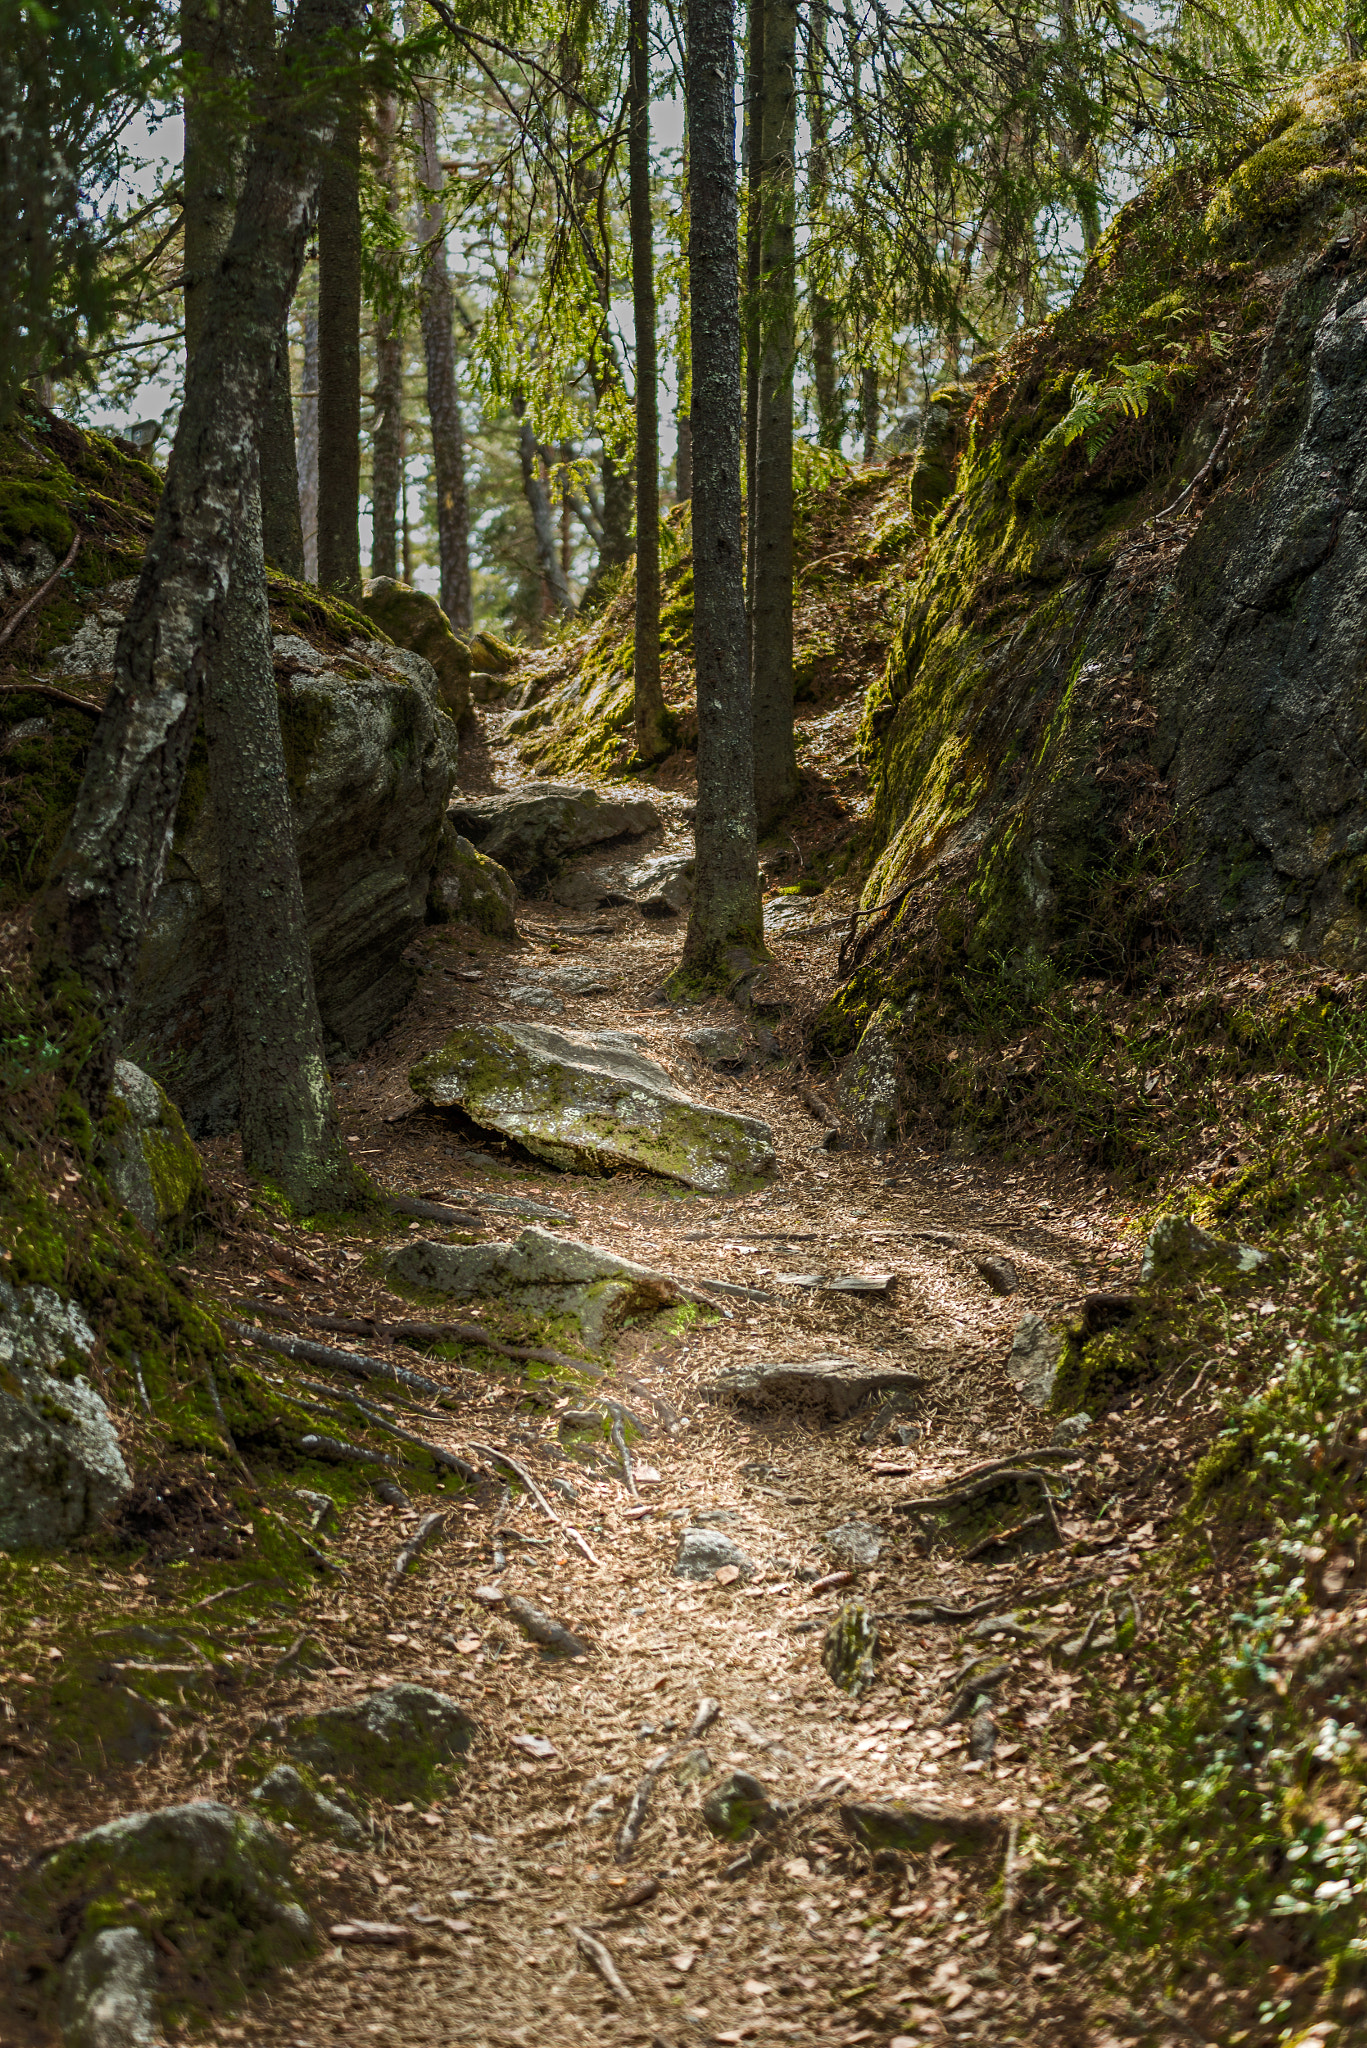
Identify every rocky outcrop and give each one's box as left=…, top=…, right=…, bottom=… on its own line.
left=1006, top=1313, right=1066, bottom=1408
left=387, top=1226, right=683, bottom=1347
left=838, top=999, right=913, bottom=1146
left=428, top=822, right=517, bottom=936
left=360, top=576, right=472, bottom=722
left=853, top=68, right=1367, bottom=999
left=0, top=1280, right=131, bottom=1549
left=105, top=1059, right=202, bottom=1239
left=449, top=783, right=660, bottom=887
left=118, top=627, right=457, bottom=1136
left=702, top=1354, right=923, bottom=1420
left=409, top=1021, right=776, bottom=1192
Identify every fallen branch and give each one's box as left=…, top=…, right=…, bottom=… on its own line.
left=466, top=1442, right=601, bottom=1568
left=615, top=1758, right=663, bottom=1862
left=300, top=1432, right=399, bottom=1471
left=387, top=1192, right=483, bottom=1228
left=0, top=529, right=83, bottom=648
left=309, top=1383, right=480, bottom=1482
left=0, top=677, right=104, bottom=712
left=501, top=1593, right=588, bottom=1657
left=609, top=1412, right=637, bottom=1498
left=963, top=1513, right=1051, bottom=1562
left=387, top=1511, right=446, bottom=1585
left=572, top=1926, right=633, bottom=2003
left=1000, top=1816, right=1021, bottom=1926
left=878, top=1447, right=1085, bottom=1482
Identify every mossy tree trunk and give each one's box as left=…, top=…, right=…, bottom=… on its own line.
left=750, top=0, right=797, bottom=829
left=316, top=94, right=362, bottom=597
left=412, top=61, right=472, bottom=633
left=34, top=0, right=366, bottom=1113
left=668, top=0, right=764, bottom=997
left=805, top=0, right=840, bottom=452
left=370, top=83, right=404, bottom=582
left=629, top=0, right=667, bottom=762
left=203, top=464, right=359, bottom=1211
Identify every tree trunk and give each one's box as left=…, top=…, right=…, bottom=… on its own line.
left=629, top=0, right=667, bottom=761
left=670, top=0, right=763, bottom=996
left=742, top=0, right=763, bottom=633
left=203, top=461, right=355, bottom=1209
left=676, top=413, right=692, bottom=502
left=750, top=0, right=797, bottom=829
left=316, top=95, right=361, bottom=596
left=34, top=0, right=366, bottom=1112
left=860, top=359, right=879, bottom=460
left=515, top=397, right=573, bottom=614
left=412, top=69, right=472, bottom=632
left=298, top=283, right=319, bottom=579
left=371, top=86, right=403, bottom=582
left=805, top=0, right=840, bottom=451
left=261, top=330, right=305, bottom=574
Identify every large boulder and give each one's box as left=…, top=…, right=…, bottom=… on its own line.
left=119, top=629, right=457, bottom=1135
left=449, top=782, right=660, bottom=886
left=1006, top=1313, right=1066, bottom=1409
left=388, top=1227, right=682, bottom=1347
left=360, top=575, right=472, bottom=721
left=0, top=1279, right=131, bottom=1549
left=702, top=1355, right=923, bottom=1420
left=838, top=999, right=914, bottom=1147
left=286, top=1682, right=477, bottom=1801
left=59, top=1926, right=159, bottom=2048
left=428, top=821, right=517, bottom=936
left=105, top=1058, right=202, bottom=1239
left=409, top=1021, right=776, bottom=1192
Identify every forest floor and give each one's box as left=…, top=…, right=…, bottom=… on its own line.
left=3, top=691, right=1278, bottom=2048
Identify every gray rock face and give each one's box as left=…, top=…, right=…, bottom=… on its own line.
left=409, top=1021, right=776, bottom=1193
left=0, top=1280, right=131, bottom=1550
left=250, top=1763, right=363, bottom=1845
left=450, top=783, right=660, bottom=885
left=428, top=824, right=516, bottom=936
left=674, top=1527, right=756, bottom=1581
left=702, top=1355, right=923, bottom=1421
left=387, top=1227, right=682, bottom=1347
left=287, top=1682, right=477, bottom=1800
left=106, top=1060, right=201, bottom=1239
left=822, top=1521, right=883, bottom=1568
left=1140, top=1212, right=1268, bottom=1284
left=59, top=1927, right=159, bottom=2048
left=684, top=1024, right=751, bottom=1068
left=838, top=1798, right=1006, bottom=1856
left=1006, top=1313, right=1066, bottom=1408
left=626, top=851, right=695, bottom=916
left=838, top=999, right=913, bottom=1147
left=121, top=629, right=456, bottom=1135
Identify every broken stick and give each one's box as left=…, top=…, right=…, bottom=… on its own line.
left=572, top=1926, right=633, bottom=2003
left=466, top=1442, right=602, bottom=1568
left=387, top=1511, right=446, bottom=1586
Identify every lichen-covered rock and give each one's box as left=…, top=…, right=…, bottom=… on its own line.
left=822, top=1521, right=883, bottom=1568
left=409, top=1021, right=776, bottom=1192
left=1006, top=1313, right=1067, bottom=1409
left=684, top=1023, right=751, bottom=1069
left=124, top=629, right=457, bottom=1134
left=673, top=1526, right=756, bottom=1582
left=389, top=1226, right=681, bottom=1347
left=59, top=1926, right=159, bottom=2048
left=250, top=1763, right=364, bottom=1845
left=286, top=1682, right=477, bottom=1801
left=106, top=1059, right=202, bottom=1239
left=0, top=1279, right=131, bottom=1549
left=626, top=850, right=695, bottom=916
left=449, top=782, right=660, bottom=886
left=1139, top=1212, right=1268, bottom=1284
left=838, top=1798, right=1006, bottom=1856
left=702, top=1355, right=923, bottom=1420
left=701, top=1771, right=780, bottom=1840
left=822, top=1598, right=879, bottom=1695
left=26, top=1804, right=312, bottom=2015
left=360, top=575, right=472, bottom=721
left=428, top=821, right=517, bottom=936
left=838, top=999, right=914, bottom=1147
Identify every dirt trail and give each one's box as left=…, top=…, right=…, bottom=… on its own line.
left=174, top=711, right=1145, bottom=2048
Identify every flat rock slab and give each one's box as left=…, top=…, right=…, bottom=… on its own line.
left=838, top=1798, right=1008, bottom=1856
left=388, top=1227, right=682, bottom=1348
left=1007, top=1312, right=1067, bottom=1409
left=449, top=784, right=660, bottom=883
left=702, top=1356, right=923, bottom=1421
left=674, top=1527, right=756, bottom=1581
left=287, top=1682, right=477, bottom=1801
left=409, top=1022, right=776, bottom=1193
left=822, top=1521, right=883, bottom=1568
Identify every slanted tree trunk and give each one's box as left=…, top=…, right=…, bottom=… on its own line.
left=805, top=0, right=840, bottom=451
left=371, top=85, right=404, bottom=581
left=750, top=0, right=797, bottom=828
left=629, top=0, right=667, bottom=761
left=261, top=332, right=305, bottom=573
left=298, top=283, right=320, bottom=579
left=515, top=396, right=573, bottom=614
left=34, top=0, right=366, bottom=1114
left=316, top=94, right=362, bottom=595
left=203, top=461, right=355, bottom=1209
left=669, top=0, right=763, bottom=996
left=412, top=60, right=472, bottom=631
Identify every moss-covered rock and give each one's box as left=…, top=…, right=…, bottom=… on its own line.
left=106, top=1059, right=203, bottom=1240
left=387, top=1226, right=683, bottom=1348
left=409, top=1020, right=776, bottom=1193
left=0, top=1278, right=133, bottom=1549
left=822, top=1598, right=879, bottom=1695
left=428, top=822, right=517, bottom=936
left=838, top=1798, right=1007, bottom=1857
left=360, top=576, right=472, bottom=722
left=249, top=1763, right=364, bottom=1844
left=449, top=782, right=660, bottom=888
left=285, top=1681, right=477, bottom=1802
left=701, top=1770, right=780, bottom=1841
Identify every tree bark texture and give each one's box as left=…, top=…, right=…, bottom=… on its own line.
left=672, top=0, right=763, bottom=994
left=750, top=0, right=797, bottom=828
left=742, top=0, right=763, bottom=627
left=860, top=359, right=879, bottom=460
left=412, top=77, right=472, bottom=632
left=298, top=282, right=319, bottom=579
left=34, top=0, right=366, bottom=1110
left=181, top=0, right=252, bottom=365
left=203, top=462, right=356, bottom=1209
left=676, top=413, right=693, bottom=502
left=316, top=95, right=362, bottom=596
left=515, top=398, right=573, bottom=615
left=261, top=328, right=305, bottom=574
left=805, top=0, right=840, bottom=451
left=629, top=0, right=667, bottom=761
left=370, top=87, right=403, bottom=582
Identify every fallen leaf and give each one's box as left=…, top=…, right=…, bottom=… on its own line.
left=714, top=1565, right=741, bottom=1586
left=509, top=1732, right=557, bottom=1759
left=669, top=1948, right=696, bottom=1973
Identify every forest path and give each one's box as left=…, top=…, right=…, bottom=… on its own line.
left=220, top=715, right=1139, bottom=2048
